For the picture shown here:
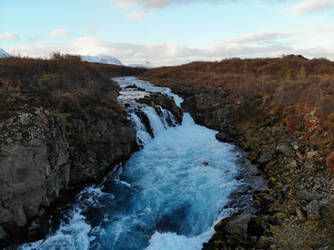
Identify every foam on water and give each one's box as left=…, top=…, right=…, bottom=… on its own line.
left=114, top=76, right=183, bottom=107
left=129, top=112, right=152, bottom=146
left=90, top=112, right=240, bottom=249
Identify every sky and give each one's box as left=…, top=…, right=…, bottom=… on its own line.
left=1, top=0, right=334, bottom=66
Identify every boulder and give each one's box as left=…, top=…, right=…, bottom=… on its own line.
left=215, top=213, right=252, bottom=236
left=215, top=132, right=234, bottom=143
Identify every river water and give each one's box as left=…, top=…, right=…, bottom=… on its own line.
left=19, top=77, right=242, bottom=250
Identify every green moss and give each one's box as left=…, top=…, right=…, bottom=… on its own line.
left=73, top=132, right=92, bottom=149
left=268, top=212, right=287, bottom=225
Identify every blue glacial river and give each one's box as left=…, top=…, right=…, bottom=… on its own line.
left=19, top=77, right=241, bottom=250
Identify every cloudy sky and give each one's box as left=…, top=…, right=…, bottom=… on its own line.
left=1, top=0, right=334, bottom=66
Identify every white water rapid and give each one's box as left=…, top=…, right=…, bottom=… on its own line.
left=18, top=77, right=244, bottom=250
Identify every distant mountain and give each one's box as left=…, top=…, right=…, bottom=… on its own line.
left=128, top=61, right=154, bottom=68
left=81, top=54, right=123, bottom=66
left=0, top=48, right=12, bottom=58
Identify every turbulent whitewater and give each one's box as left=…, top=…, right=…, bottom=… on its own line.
left=19, top=77, right=242, bottom=250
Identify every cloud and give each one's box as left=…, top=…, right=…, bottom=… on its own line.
left=49, top=29, right=69, bottom=38
left=127, top=10, right=147, bottom=21
left=285, top=0, right=334, bottom=16
left=4, top=26, right=334, bottom=66
left=115, top=0, right=140, bottom=8
left=227, top=31, right=291, bottom=44
left=0, top=32, right=20, bottom=41
left=115, top=0, right=172, bottom=9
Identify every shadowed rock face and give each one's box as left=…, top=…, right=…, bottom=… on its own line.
left=0, top=109, right=71, bottom=243
left=0, top=105, right=138, bottom=247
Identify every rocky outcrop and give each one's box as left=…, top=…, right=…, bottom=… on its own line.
left=0, top=110, right=70, bottom=233
left=137, top=93, right=183, bottom=124
left=0, top=104, right=137, bottom=247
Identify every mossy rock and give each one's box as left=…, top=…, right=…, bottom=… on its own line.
left=253, top=190, right=275, bottom=208
left=268, top=212, right=286, bottom=225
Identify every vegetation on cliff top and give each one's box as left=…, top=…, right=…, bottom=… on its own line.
left=143, top=56, right=334, bottom=172
left=0, top=54, right=146, bottom=122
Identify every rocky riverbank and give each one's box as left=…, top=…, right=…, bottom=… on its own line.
left=141, top=57, right=334, bottom=249
left=0, top=56, right=154, bottom=248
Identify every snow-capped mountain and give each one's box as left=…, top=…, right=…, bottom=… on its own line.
left=0, top=48, right=12, bottom=58
left=128, top=61, right=154, bottom=68
left=81, top=54, right=123, bottom=66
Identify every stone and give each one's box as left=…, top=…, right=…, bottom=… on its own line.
left=276, top=144, right=294, bottom=157
left=306, top=151, right=318, bottom=159
left=215, top=132, right=234, bottom=143
left=306, top=200, right=320, bottom=220
left=286, top=160, right=297, bottom=169
left=215, top=213, right=252, bottom=236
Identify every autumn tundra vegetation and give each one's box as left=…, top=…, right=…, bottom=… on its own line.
left=0, top=54, right=146, bottom=121
left=143, top=55, right=334, bottom=173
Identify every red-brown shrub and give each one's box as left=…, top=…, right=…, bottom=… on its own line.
left=285, top=116, right=301, bottom=133
left=326, top=152, right=334, bottom=173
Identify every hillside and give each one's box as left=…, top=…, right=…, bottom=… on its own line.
left=142, top=56, right=334, bottom=249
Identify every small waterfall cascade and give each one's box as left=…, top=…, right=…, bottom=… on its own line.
left=116, top=77, right=181, bottom=148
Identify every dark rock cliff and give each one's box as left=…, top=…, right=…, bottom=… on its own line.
left=0, top=102, right=137, bottom=247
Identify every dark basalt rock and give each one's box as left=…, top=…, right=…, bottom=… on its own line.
left=215, top=132, right=235, bottom=143
left=0, top=105, right=138, bottom=248
left=137, top=93, right=183, bottom=124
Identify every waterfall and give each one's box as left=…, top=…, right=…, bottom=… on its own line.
left=128, top=112, right=152, bottom=147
